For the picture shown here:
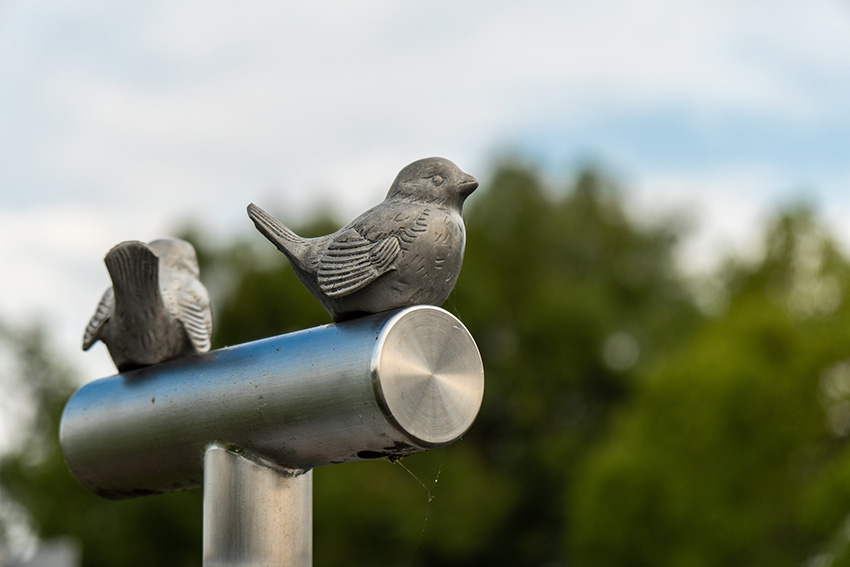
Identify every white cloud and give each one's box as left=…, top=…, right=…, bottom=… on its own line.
left=627, top=163, right=850, bottom=279
left=1, top=0, right=849, bottom=384
left=627, top=166, right=787, bottom=273
left=0, top=206, right=137, bottom=382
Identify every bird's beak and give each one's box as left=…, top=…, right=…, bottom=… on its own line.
left=457, top=174, right=479, bottom=196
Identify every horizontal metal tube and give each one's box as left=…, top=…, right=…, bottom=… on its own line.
left=60, top=305, right=484, bottom=499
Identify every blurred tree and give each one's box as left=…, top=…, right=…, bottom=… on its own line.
left=0, top=321, right=203, bottom=567
left=10, top=160, right=850, bottom=567
left=438, top=161, right=698, bottom=565
left=179, top=215, right=338, bottom=348
left=569, top=208, right=850, bottom=567
left=181, top=160, right=699, bottom=566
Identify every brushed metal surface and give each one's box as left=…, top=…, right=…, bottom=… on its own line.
left=374, top=307, right=484, bottom=446
left=203, top=445, right=312, bottom=567
left=60, top=305, right=484, bottom=499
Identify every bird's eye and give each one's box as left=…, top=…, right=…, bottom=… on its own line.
left=430, top=175, right=444, bottom=186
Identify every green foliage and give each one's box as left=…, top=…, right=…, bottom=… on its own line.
left=180, top=215, right=339, bottom=348
left=0, top=323, right=203, bottom=567
left=187, top=162, right=697, bottom=566
left=4, top=162, right=850, bottom=566
left=569, top=208, right=850, bottom=567
left=184, top=162, right=697, bottom=566
left=442, top=162, right=698, bottom=565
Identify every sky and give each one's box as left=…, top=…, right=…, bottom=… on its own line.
left=0, top=0, right=849, bottom=382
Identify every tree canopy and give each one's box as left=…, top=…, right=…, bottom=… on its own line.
left=2, top=161, right=850, bottom=566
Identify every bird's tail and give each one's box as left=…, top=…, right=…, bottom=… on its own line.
left=247, top=203, right=308, bottom=262
left=104, top=241, right=163, bottom=312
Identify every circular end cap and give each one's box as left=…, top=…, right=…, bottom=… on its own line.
left=373, top=306, right=485, bottom=446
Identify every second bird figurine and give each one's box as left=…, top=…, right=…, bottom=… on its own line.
left=247, top=156, right=478, bottom=321
left=82, top=238, right=213, bottom=371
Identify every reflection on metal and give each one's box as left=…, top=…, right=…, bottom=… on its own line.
left=63, top=304, right=483, bottom=565
left=248, top=157, right=478, bottom=322
left=203, top=445, right=312, bottom=567
left=81, top=238, right=213, bottom=372
left=60, top=305, right=484, bottom=499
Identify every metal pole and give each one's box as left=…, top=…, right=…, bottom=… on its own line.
left=203, top=444, right=312, bottom=567
left=60, top=305, right=484, bottom=498
left=61, top=305, right=484, bottom=566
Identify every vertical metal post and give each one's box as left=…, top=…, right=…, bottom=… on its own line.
left=61, top=305, right=485, bottom=565
left=203, top=444, right=313, bottom=567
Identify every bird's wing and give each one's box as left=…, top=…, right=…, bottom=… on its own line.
left=173, top=278, right=213, bottom=353
left=82, top=287, right=114, bottom=351
left=317, top=228, right=400, bottom=298
left=397, top=209, right=431, bottom=246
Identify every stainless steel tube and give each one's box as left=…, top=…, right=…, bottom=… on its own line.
left=60, top=305, right=484, bottom=499
left=203, top=444, right=312, bottom=567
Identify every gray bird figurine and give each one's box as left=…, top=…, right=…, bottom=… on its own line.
left=247, top=156, right=478, bottom=321
left=82, top=237, right=213, bottom=372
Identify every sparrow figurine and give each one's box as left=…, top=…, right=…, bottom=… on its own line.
left=82, top=237, right=213, bottom=371
left=247, top=156, right=478, bottom=321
